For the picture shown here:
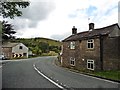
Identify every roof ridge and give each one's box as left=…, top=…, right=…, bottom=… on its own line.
left=76, top=31, right=88, bottom=35
left=95, top=23, right=118, bottom=30
left=2, top=42, right=20, bottom=47
left=62, top=23, right=119, bottom=42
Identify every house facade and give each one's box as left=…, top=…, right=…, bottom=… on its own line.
left=2, top=42, right=28, bottom=59
left=61, top=23, right=120, bottom=71
left=0, top=21, right=2, bottom=55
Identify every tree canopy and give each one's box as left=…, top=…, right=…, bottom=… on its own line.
left=0, top=1, right=30, bottom=42
left=2, top=20, right=16, bottom=42
left=1, top=1, right=30, bottom=19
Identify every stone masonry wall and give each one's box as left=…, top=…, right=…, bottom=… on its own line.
left=62, top=36, right=120, bottom=71
left=2, top=47, right=12, bottom=59
left=62, top=38, right=101, bottom=71
left=103, top=36, right=120, bottom=70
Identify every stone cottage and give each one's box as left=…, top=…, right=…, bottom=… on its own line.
left=61, top=23, right=120, bottom=71
left=2, top=42, right=28, bottom=59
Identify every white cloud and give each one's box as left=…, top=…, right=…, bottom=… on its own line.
left=118, top=1, right=120, bottom=26
left=4, top=0, right=119, bottom=40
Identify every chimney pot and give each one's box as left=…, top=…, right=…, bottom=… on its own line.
left=72, top=26, right=77, bottom=35
left=89, top=23, right=94, bottom=30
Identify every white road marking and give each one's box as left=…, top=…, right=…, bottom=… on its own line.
left=0, top=61, right=2, bottom=68
left=2, top=59, right=27, bottom=62
left=0, top=66, right=2, bottom=68
left=33, top=63, right=65, bottom=90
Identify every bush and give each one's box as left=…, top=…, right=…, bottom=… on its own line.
left=42, top=51, right=58, bottom=56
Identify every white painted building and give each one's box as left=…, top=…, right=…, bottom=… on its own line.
left=2, top=42, right=28, bottom=59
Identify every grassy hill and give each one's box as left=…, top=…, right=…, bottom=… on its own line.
left=11, top=37, right=62, bottom=56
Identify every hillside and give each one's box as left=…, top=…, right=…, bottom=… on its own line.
left=11, top=37, right=62, bottom=56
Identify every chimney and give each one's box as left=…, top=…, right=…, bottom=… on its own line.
left=72, top=26, right=77, bottom=35
left=89, top=23, right=94, bottom=30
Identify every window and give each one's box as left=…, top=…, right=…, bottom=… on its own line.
left=87, top=39, right=94, bottom=49
left=19, top=46, right=23, bottom=49
left=87, top=60, right=94, bottom=70
left=70, top=57, right=75, bottom=66
left=70, top=41, right=75, bottom=49
left=23, top=53, right=27, bottom=56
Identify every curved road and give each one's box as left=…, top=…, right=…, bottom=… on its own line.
left=2, top=57, right=59, bottom=89
left=1, top=56, right=119, bottom=89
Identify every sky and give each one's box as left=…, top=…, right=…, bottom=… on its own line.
left=1, top=0, right=120, bottom=40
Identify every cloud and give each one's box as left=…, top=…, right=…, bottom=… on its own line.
left=9, top=0, right=55, bottom=29
left=3, top=0, right=119, bottom=40
left=119, top=1, right=120, bottom=12
left=118, top=1, right=120, bottom=26
left=86, top=6, right=97, bottom=16
left=51, top=0, right=119, bottom=40
left=21, top=0, right=55, bottom=21
left=51, top=32, right=71, bottom=41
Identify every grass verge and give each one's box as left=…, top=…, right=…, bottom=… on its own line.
left=55, top=59, right=120, bottom=82
left=92, top=70, right=120, bottom=81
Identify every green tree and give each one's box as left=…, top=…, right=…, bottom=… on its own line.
left=1, top=1, right=30, bottom=19
left=2, top=20, right=16, bottom=42
left=39, top=42, right=49, bottom=53
left=1, top=1, right=30, bottom=42
left=33, top=46, right=42, bottom=55
left=49, top=45, right=60, bottom=53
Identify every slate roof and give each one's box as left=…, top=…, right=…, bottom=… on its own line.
left=62, top=23, right=120, bottom=42
left=2, top=42, right=19, bottom=48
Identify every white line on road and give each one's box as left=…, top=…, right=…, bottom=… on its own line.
left=0, top=66, right=1, bottom=68
left=33, top=63, right=65, bottom=90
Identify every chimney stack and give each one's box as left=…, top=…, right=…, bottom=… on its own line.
left=72, top=26, right=77, bottom=35
left=89, top=23, right=94, bottom=30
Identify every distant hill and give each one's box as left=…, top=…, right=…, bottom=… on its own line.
left=11, top=37, right=62, bottom=56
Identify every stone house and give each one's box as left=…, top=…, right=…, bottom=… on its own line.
left=0, top=21, right=2, bottom=55
left=2, top=42, right=28, bottom=59
left=61, top=23, right=120, bottom=71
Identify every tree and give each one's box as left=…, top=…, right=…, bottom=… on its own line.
left=1, top=1, right=30, bottom=19
left=39, top=42, right=49, bottom=53
left=0, top=1, right=30, bottom=42
left=49, top=45, right=60, bottom=53
left=2, top=20, right=16, bottom=42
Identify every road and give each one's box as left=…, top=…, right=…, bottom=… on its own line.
left=1, top=56, right=119, bottom=89
left=0, top=60, right=2, bottom=90
left=2, top=58, right=60, bottom=89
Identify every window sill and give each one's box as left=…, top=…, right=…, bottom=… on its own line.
left=70, top=64, right=75, bottom=66
left=86, top=48, right=95, bottom=51
left=70, top=48, right=75, bottom=50
left=87, top=68, right=94, bottom=70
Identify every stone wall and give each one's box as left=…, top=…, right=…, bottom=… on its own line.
left=2, top=47, right=12, bottom=59
left=79, top=38, right=101, bottom=71
left=103, top=36, right=120, bottom=70
left=62, top=38, right=101, bottom=71
left=62, top=36, right=120, bottom=71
